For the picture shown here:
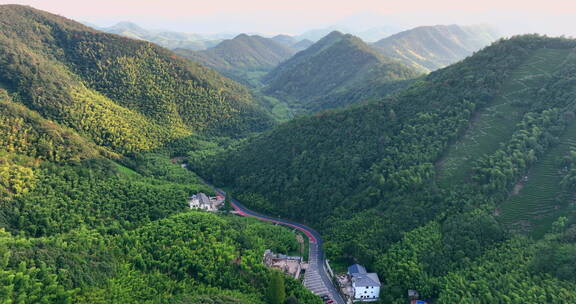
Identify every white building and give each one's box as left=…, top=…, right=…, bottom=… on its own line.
left=348, top=264, right=381, bottom=302
left=189, top=193, right=224, bottom=212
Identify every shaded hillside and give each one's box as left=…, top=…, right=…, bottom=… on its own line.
left=263, top=31, right=421, bottom=112
left=176, top=34, right=297, bottom=86
left=96, top=21, right=224, bottom=50
left=0, top=5, right=273, bottom=154
left=373, top=24, right=500, bottom=72
left=293, top=39, right=314, bottom=51
left=198, top=35, right=576, bottom=303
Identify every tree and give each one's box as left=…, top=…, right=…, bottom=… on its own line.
left=267, top=271, right=286, bottom=304
left=285, top=295, right=299, bottom=304
left=552, top=216, right=568, bottom=234
left=224, top=192, right=233, bottom=213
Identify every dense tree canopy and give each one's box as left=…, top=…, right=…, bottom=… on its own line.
left=198, top=35, right=576, bottom=303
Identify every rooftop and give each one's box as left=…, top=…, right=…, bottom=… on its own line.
left=348, top=264, right=367, bottom=274
left=348, top=264, right=381, bottom=287
left=352, top=272, right=381, bottom=287
left=197, top=193, right=211, bottom=205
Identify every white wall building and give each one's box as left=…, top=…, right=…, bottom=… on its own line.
left=189, top=193, right=224, bottom=212
left=348, top=264, right=381, bottom=302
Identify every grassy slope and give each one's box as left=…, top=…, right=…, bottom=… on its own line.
left=437, top=48, right=574, bottom=186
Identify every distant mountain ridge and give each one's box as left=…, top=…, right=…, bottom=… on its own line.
left=178, top=34, right=297, bottom=71
left=94, top=21, right=226, bottom=50
left=373, top=24, right=500, bottom=72
left=262, top=31, right=421, bottom=112
left=176, top=34, right=307, bottom=86
left=271, top=34, right=313, bottom=51
left=296, top=25, right=402, bottom=42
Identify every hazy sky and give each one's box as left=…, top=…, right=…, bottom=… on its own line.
left=2, top=0, right=576, bottom=36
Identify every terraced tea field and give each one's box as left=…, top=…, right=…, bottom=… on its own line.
left=437, top=48, right=574, bottom=186
left=498, top=121, right=576, bottom=237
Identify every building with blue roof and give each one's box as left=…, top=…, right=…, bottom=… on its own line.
left=347, top=264, right=380, bottom=302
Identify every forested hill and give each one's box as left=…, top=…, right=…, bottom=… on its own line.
left=197, top=35, right=576, bottom=303
left=373, top=24, right=500, bottom=72
left=176, top=34, right=297, bottom=85
left=0, top=7, right=319, bottom=302
left=0, top=4, right=274, bottom=154
left=262, top=31, right=421, bottom=113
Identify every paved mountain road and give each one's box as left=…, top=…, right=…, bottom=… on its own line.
left=211, top=187, right=346, bottom=304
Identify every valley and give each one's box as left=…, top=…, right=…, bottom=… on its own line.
left=211, top=186, right=346, bottom=304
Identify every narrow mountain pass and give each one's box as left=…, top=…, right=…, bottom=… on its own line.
left=210, top=186, right=346, bottom=304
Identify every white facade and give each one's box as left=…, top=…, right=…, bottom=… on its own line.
left=348, top=264, right=381, bottom=302
left=352, top=285, right=380, bottom=302
left=188, top=193, right=224, bottom=212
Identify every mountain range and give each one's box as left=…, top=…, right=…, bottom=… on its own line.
left=94, top=21, right=228, bottom=50
left=262, top=31, right=421, bottom=112
left=95, top=21, right=499, bottom=115
left=296, top=24, right=403, bottom=42
left=199, top=34, right=576, bottom=302
left=1, top=4, right=576, bottom=304
left=0, top=5, right=316, bottom=303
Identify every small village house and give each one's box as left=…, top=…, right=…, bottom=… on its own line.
left=348, top=264, right=381, bottom=302
left=189, top=192, right=224, bottom=212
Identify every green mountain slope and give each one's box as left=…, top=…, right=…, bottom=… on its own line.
left=176, top=34, right=297, bottom=86
left=0, top=117, right=319, bottom=302
left=373, top=24, right=500, bottom=72
left=0, top=90, right=106, bottom=162
left=0, top=6, right=319, bottom=304
left=262, top=31, right=421, bottom=112
left=198, top=35, right=576, bottom=303
left=0, top=4, right=273, bottom=154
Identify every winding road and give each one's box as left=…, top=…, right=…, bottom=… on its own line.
left=211, top=187, right=346, bottom=304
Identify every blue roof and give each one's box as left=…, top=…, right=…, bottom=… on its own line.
left=348, top=264, right=367, bottom=274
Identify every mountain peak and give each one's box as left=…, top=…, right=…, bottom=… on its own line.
left=111, top=21, right=144, bottom=30
left=262, top=31, right=419, bottom=112
left=234, top=33, right=251, bottom=39
left=175, top=33, right=297, bottom=84
left=323, top=30, right=346, bottom=40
